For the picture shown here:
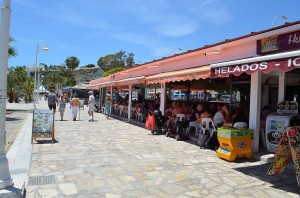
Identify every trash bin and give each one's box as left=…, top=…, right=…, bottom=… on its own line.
left=217, top=127, right=254, bottom=161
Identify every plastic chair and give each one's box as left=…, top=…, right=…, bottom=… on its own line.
left=233, top=122, right=247, bottom=129
left=113, top=104, right=118, bottom=114
left=199, top=118, right=216, bottom=137
left=124, top=106, right=128, bottom=117
left=175, top=114, right=187, bottom=134
left=186, top=121, right=197, bottom=134
left=119, top=105, right=125, bottom=116
left=176, top=114, right=186, bottom=121
left=136, top=108, right=142, bottom=121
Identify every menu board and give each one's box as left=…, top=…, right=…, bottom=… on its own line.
left=32, top=109, right=54, bottom=143
left=267, top=127, right=300, bottom=187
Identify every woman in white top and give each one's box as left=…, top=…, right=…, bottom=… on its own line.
left=57, top=94, right=66, bottom=121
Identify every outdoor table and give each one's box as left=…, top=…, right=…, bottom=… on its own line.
left=217, top=127, right=254, bottom=161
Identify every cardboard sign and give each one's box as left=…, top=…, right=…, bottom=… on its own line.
left=267, top=127, right=300, bottom=187
left=32, top=109, right=55, bottom=143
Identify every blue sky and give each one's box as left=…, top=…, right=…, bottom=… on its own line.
left=7, top=0, right=300, bottom=67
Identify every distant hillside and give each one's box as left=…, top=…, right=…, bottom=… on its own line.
left=73, top=67, right=104, bottom=84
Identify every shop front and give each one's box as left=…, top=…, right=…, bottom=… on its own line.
left=89, top=21, right=300, bottom=153
left=211, top=49, right=300, bottom=152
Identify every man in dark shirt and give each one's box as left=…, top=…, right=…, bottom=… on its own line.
left=47, top=89, right=57, bottom=113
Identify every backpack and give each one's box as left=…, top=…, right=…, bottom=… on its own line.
left=205, top=129, right=219, bottom=150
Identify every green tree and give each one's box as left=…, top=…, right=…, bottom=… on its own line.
left=97, top=50, right=135, bottom=72
left=65, top=56, right=80, bottom=71
left=23, top=77, right=34, bottom=103
left=6, top=66, right=27, bottom=103
left=13, top=66, right=27, bottom=103
left=126, top=53, right=135, bottom=67
left=14, top=66, right=26, bottom=84
left=102, top=67, right=125, bottom=77
left=8, top=36, right=17, bottom=58
left=7, top=72, right=16, bottom=103
left=86, top=64, right=96, bottom=68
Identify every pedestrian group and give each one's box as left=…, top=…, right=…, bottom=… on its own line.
left=47, top=89, right=100, bottom=122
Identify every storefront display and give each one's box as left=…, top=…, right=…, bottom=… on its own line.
left=266, top=101, right=298, bottom=152
left=217, top=127, right=253, bottom=161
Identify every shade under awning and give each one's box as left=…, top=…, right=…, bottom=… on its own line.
left=211, top=50, right=300, bottom=78
left=145, top=66, right=210, bottom=84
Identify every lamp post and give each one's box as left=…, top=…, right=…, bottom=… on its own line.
left=33, top=41, right=48, bottom=109
left=271, top=15, right=288, bottom=27
left=0, top=0, right=13, bottom=189
left=170, top=48, right=182, bottom=56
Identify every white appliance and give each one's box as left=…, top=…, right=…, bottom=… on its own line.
left=266, top=113, right=298, bottom=153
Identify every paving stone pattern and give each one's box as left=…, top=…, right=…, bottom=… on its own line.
left=27, top=104, right=300, bottom=197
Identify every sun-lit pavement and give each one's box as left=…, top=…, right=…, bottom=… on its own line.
left=25, top=100, right=300, bottom=197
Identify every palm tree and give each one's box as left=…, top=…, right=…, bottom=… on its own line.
left=14, top=66, right=26, bottom=84
left=23, top=77, right=34, bottom=103
left=9, top=36, right=17, bottom=58
left=13, top=66, right=26, bottom=102
left=65, top=56, right=80, bottom=71
left=7, top=72, right=16, bottom=103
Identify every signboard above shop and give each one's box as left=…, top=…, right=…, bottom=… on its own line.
left=211, top=55, right=300, bottom=78
left=257, top=30, right=300, bottom=55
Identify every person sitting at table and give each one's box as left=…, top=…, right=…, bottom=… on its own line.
left=200, top=104, right=212, bottom=121
left=188, top=104, right=204, bottom=137
left=165, top=105, right=173, bottom=117
left=182, top=102, right=191, bottom=115
left=209, top=103, right=218, bottom=117
left=232, top=106, right=248, bottom=127
left=173, top=102, right=183, bottom=116
left=195, top=103, right=204, bottom=119
left=213, top=104, right=227, bottom=128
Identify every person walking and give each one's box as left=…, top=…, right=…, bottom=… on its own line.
left=48, top=89, right=57, bottom=114
left=57, top=94, right=66, bottom=121
left=70, top=95, right=80, bottom=121
left=104, top=93, right=112, bottom=119
left=88, top=91, right=95, bottom=121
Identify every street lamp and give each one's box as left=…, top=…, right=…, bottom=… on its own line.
left=271, top=15, right=288, bottom=27
left=33, top=41, right=48, bottom=109
left=170, top=48, right=182, bottom=56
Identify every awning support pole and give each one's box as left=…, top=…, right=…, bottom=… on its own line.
left=128, top=84, right=132, bottom=121
left=160, top=82, right=166, bottom=115
left=249, top=71, right=262, bottom=153
left=278, top=72, right=286, bottom=102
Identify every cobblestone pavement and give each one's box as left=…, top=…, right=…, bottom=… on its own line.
left=26, top=102, right=300, bottom=197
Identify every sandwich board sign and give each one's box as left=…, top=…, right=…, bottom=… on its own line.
left=32, top=109, right=55, bottom=143
left=267, top=127, right=300, bottom=187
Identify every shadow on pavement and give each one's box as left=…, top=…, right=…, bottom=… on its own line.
left=234, top=163, right=300, bottom=194
left=6, top=117, right=22, bottom=121
left=33, top=139, right=59, bottom=144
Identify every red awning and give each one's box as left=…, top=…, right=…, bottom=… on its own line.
left=211, top=50, right=300, bottom=78
left=116, top=76, right=145, bottom=86
left=145, top=66, right=210, bottom=84
left=88, top=76, right=115, bottom=89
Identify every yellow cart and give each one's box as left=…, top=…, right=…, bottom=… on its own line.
left=217, top=127, right=254, bottom=161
